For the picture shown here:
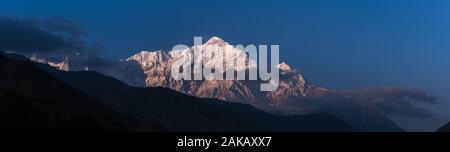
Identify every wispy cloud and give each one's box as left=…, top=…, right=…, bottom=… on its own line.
left=297, top=87, right=439, bottom=118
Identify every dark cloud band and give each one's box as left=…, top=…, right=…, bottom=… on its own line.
left=0, top=15, right=82, bottom=53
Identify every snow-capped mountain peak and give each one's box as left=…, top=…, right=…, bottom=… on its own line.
left=205, top=36, right=228, bottom=46
left=121, top=37, right=317, bottom=105
left=30, top=54, right=70, bottom=71
left=126, top=50, right=168, bottom=68
left=277, top=62, right=292, bottom=74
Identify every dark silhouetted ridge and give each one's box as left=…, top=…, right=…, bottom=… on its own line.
left=0, top=52, right=166, bottom=131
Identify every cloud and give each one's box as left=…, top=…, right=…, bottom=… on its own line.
left=296, top=87, right=439, bottom=118
left=0, top=15, right=115, bottom=69
left=40, top=16, right=86, bottom=38
left=0, top=15, right=84, bottom=54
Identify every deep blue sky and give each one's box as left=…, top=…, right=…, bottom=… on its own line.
left=1, top=0, right=450, bottom=131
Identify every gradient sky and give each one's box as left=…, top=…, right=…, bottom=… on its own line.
left=1, top=0, right=449, bottom=131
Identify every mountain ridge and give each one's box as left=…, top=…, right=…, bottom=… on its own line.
left=38, top=59, right=357, bottom=131
left=0, top=52, right=166, bottom=131
left=17, top=37, right=405, bottom=131
left=1, top=52, right=356, bottom=131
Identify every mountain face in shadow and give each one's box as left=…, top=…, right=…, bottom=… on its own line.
left=0, top=52, right=356, bottom=131
left=0, top=53, right=165, bottom=131
left=7, top=55, right=355, bottom=132
left=437, top=123, right=450, bottom=132
left=0, top=93, right=105, bottom=131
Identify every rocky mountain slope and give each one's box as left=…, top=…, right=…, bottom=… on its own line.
left=125, top=37, right=321, bottom=105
